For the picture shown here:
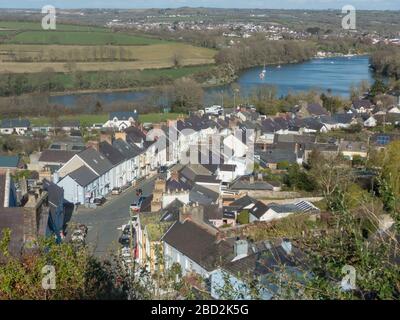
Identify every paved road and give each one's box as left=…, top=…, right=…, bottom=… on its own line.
left=68, top=175, right=157, bottom=259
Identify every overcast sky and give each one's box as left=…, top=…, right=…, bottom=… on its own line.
left=1, top=0, right=399, bottom=10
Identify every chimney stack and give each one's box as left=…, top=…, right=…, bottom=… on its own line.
left=233, top=239, right=248, bottom=260
left=281, top=239, right=293, bottom=255
left=115, top=131, right=127, bottom=142
left=86, top=141, right=99, bottom=152
left=170, top=170, right=179, bottom=181
left=100, top=132, right=113, bottom=145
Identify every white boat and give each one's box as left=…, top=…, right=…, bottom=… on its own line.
left=259, top=64, right=266, bottom=79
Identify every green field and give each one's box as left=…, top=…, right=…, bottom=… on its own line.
left=0, top=20, right=165, bottom=46
left=0, top=30, right=14, bottom=36
left=0, top=21, right=108, bottom=32
left=29, top=113, right=183, bottom=127
left=7, top=31, right=165, bottom=46
left=0, top=21, right=216, bottom=95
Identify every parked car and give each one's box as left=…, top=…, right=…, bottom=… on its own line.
left=130, top=196, right=145, bottom=213
left=112, top=187, right=122, bottom=195
left=119, top=233, right=131, bottom=246
left=120, top=247, right=131, bottom=259
left=158, top=166, right=168, bottom=174
left=93, top=197, right=106, bottom=206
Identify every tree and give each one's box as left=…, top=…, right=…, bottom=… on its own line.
left=0, top=233, right=128, bottom=299
left=273, top=190, right=400, bottom=300
left=370, top=80, right=388, bottom=97
left=0, top=135, right=22, bottom=153
left=320, top=93, right=343, bottom=114
left=382, top=140, right=400, bottom=197
left=172, top=53, right=183, bottom=68
left=285, top=164, right=315, bottom=192
left=309, top=151, right=353, bottom=198
left=171, top=77, right=203, bottom=113
left=237, top=210, right=250, bottom=225
left=94, top=101, right=103, bottom=113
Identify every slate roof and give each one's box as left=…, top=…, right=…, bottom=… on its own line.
left=307, top=103, right=329, bottom=116
left=0, top=155, right=20, bottom=168
left=219, top=164, right=236, bottom=172
left=68, top=165, right=99, bottom=187
left=274, top=134, right=316, bottom=144
left=113, top=139, right=142, bottom=159
left=249, top=201, right=269, bottom=219
left=1, top=119, right=30, bottom=128
left=125, top=126, right=146, bottom=144
left=230, top=195, right=258, bottom=209
left=160, top=199, right=185, bottom=222
left=38, top=150, right=76, bottom=164
left=332, top=113, right=355, bottom=124
left=203, top=204, right=225, bottom=221
left=78, top=148, right=113, bottom=176
left=257, top=149, right=297, bottom=165
left=339, top=141, right=368, bottom=153
left=161, top=219, right=233, bottom=271
left=222, top=241, right=305, bottom=279
left=180, top=164, right=211, bottom=182
left=43, top=179, right=64, bottom=207
left=99, top=141, right=125, bottom=165
left=195, top=175, right=221, bottom=184
left=296, top=117, right=324, bottom=131
left=190, top=184, right=219, bottom=205
left=0, top=207, right=25, bottom=260
left=352, top=99, right=374, bottom=110
left=42, top=179, right=64, bottom=219
left=166, top=176, right=192, bottom=192
left=305, top=142, right=339, bottom=152
left=230, top=178, right=276, bottom=191
left=109, top=111, right=139, bottom=121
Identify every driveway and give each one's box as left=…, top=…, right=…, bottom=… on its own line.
left=67, top=175, right=157, bottom=259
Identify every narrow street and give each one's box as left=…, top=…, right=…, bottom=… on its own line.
left=67, top=175, right=158, bottom=259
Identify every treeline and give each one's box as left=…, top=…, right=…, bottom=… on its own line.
left=0, top=93, right=161, bottom=119
left=6, top=46, right=135, bottom=63
left=0, top=68, right=182, bottom=97
left=128, top=27, right=226, bottom=49
left=316, top=37, right=377, bottom=55
left=370, top=47, right=400, bottom=80
left=215, top=39, right=317, bottom=71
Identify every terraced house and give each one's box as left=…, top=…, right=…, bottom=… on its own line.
left=56, top=148, right=114, bottom=205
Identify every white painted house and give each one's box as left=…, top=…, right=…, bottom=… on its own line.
left=103, top=111, right=139, bottom=131
left=364, top=116, right=377, bottom=128
left=0, top=119, right=30, bottom=135
left=56, top=148, right=114, bottom=204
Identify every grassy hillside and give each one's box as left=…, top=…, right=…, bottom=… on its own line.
left=0, top=21, right=217, bottom=96
left=0, top=21, right=216, bottom=75
left=6, top=31, right=165, bottom=46
left=0, top=21, right=108, bottom=32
